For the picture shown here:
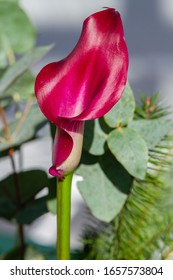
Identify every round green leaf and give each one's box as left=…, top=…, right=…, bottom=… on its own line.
left=104, top=82, right=135, bottom=128
left=128, top=119, right=173, bottom=149
left=0, top=2, right=36, bottom=54
left=0, top=170, right=48, bottom=204
left=77, top=163, right=127, bottom=222
left=108, top=127, right=148, bottom=179
left=100, top=150, right=132, bottom=195
left=0, top=197, right=16, bottom=220
left=16, top=197, right=48, bottom=224
left=83, top=119, right=107, bottom=155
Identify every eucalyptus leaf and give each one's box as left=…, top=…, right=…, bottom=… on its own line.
left=3, top=71, right=35, bottom=100
left=128, top=119, right=173, bottom=149
left=104, top=82, right=135, bottom=128
left=0, top=2, right=36, bottom=54
left=0, top=45, right=53, bottom=96
left=80, top=150, right=99, bottom=165
left=0, top=170, right=48, bottom=204
left=16, top=170, right=48, bottom=203
left=0, top=170, right=48, bottom=222
left=0, top=197, right=16, bottom=220
left=16, top=197, right=47, bottom=224
left=83, top=119, right=107, bottom=155
left=107, top=127, right=148, bottom=179
left=100, top=150, right=132, bottom=195
left=77, top=163, right=127, bottom=222
left=0, top=104, right=47, bottom=153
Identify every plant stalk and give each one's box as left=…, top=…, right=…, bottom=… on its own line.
left=0, top=103, right=11, bottom=142
left=9, top=148, right=25, bottom=260
left=56, top=172, right=73, bottom=260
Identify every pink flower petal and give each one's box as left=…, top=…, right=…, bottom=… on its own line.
left=35, top=8, right=129, bottom=177
left=49, top=120, right=84, bottom=179
left=35, top=8, right=128, bottom=123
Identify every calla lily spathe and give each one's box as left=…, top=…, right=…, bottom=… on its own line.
left=35, top=8, right=128, bottom=179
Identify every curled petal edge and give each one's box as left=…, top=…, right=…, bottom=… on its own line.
left=49, top=120, right=84, bottom=179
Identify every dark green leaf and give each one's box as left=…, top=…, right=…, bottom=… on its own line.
left=47, top=177, right=57, bottom=214
left=80, top=150, right=99, bottom=165
left=2, top=246, right=21, bottom=260
left=47, top=177, right=56, bottom=198
left=104, top=82, right=135, bottom=128
left=0, top=170, right=48, bottom=204
left=83, top=119, right=107, bottom=155
left=108, top=127, right=148, bottom=179
left=128, top=119, right=173, bottom=149
left=0, top=197, right=16, bottom=220
left=16, top=196, right=48, bottom=224
left=77, top=163, right=127, bottom=222
left=0, top=170, right=48, bottom=222
left=100, top=150, right=132, bottom=195
left=18, top=170, right=48, bottom=203
left=2, top=244, right=44, bottom=260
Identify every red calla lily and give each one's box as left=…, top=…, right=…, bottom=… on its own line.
left=35, top=8, right=128, bottom=179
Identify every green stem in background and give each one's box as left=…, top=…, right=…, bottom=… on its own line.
left=0, top=103, right=11, bottom=143
left=9, top=149, right=25, bottom=260
left=56, top=172, right=73, bottom=260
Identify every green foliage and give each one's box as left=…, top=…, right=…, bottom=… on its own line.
left=2, top=245, right=45, bottom=260
left=108, top=127, right=148, bottom=179
left=80, top=92, right=173, bottom=260
left=0, top=2, right=36, bottom=63
left=0, top=0, right=173, bottom=261
left=0, top=1, right=52, bottom=260
left=0, top=104, right=46, bottom=154
left=135, top=92, right=171, bottom=119
left=0, top=45, right=52, bottom=97
left=77, top=162, right=128, bottom=222
left=0, top=170, right=48, bottom=223
left=16, top=197, right=48, bottom=225
left=83, top=119, right=107, bottom=155
left=0, top=0, right=19, bottom=3
left=4, top=71, right=35, bottom=101
left=129, top=119, right=173, bottom=149
left=104, top=82, right=135, bottom=127
left=47, top=177, right=57, bottom=215
left=77, top=85, right=173, bottom=224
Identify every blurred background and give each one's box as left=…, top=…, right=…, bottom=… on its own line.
left=0, top=0, right=173, bottom=251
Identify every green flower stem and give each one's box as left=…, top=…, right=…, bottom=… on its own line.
left=56, top=172, right=73, bottom=260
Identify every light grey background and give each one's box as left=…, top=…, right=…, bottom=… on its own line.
left=0, top=0, right=173, bottom=250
